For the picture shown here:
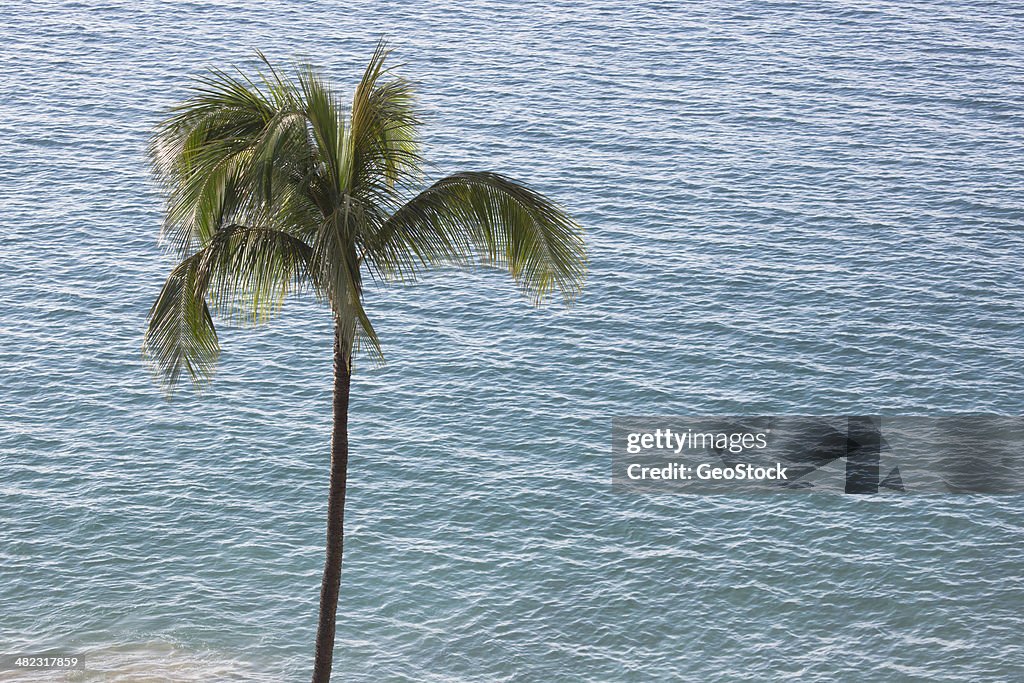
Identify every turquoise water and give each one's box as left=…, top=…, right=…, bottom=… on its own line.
left=2, top=1, right=1024, bottom=680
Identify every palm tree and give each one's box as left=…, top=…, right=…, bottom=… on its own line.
left=143, top=42, right=586, bottom=682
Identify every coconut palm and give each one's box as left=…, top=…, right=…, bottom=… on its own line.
left=144, top=42, right=586, bottom=682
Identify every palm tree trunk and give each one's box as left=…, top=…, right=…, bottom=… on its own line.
left=312, top=323, right=351, bottom=682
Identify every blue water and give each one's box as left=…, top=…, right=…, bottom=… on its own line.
left=2, top=1, right=1024, bottom=680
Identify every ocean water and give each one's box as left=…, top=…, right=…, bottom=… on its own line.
left=2, top=0, right=1023, bottom=680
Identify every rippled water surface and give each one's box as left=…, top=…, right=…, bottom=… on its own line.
left=2, top=1, right=1024, bottom=680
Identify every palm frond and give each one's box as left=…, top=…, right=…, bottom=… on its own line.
left=150, top=65, right=312, bottom=257
left=144, top=225, right=314, bottom=388
left=348, top=40, right=422, bottom=206
left=309, top=206, right=383, bottom=362
left=143, top=252, right=220, bottom=388
left=366, top=172, right=587, bottom=304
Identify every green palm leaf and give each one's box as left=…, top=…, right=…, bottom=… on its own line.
left=365, top=171, right=587, bottom=303
left=144, top=225, right=314, bottom=385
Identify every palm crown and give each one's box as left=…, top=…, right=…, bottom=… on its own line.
left=145, top=42, right=587, bottom=386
